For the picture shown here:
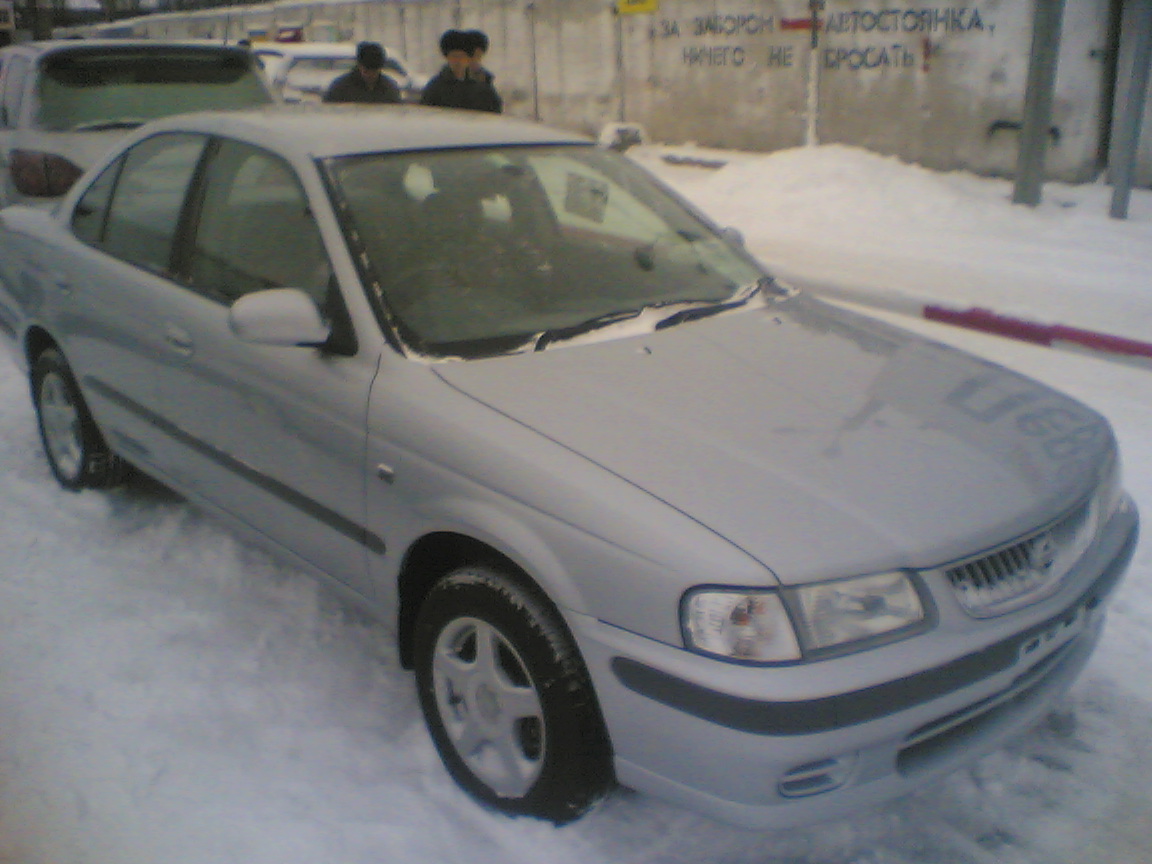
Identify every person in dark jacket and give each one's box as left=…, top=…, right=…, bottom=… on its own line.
left=463, top=30, right=500, bottom=97
left=419, top=29, right=503, bottom=113
left=323, top=41, right=401, bottom=104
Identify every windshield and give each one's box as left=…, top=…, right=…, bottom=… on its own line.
left=327, top=144, right=767, bottom=358
left=37, top=49, right=273, bottom=132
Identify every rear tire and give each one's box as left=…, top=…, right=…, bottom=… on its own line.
left=31, top=348, right=126, bottom=490
left=414, top=565, right=613, bottom=823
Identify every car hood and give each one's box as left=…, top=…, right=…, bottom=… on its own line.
left=432, top=296, right=1113, bottom=583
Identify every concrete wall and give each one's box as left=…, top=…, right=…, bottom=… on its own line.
left=106, top=0, right=1148, bottom=185
left=813, top=1, right=1108, bottom=180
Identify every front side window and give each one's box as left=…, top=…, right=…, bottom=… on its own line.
left=36, top=48, right=272, bottom=132
left=327, top=144, right=765, bottom=357
left=80, top=132, right=207, bottom=274
left=185, top=140, right=331, bottom=305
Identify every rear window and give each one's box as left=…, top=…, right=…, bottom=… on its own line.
left=36, top=49, right=273, bottom=131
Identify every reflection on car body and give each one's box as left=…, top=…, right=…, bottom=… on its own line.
left=0, top=105, right=1138, bottom=829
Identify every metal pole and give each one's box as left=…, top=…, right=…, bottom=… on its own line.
left=527, top=2, right=540, bottom=121
left=1110, top=0, right=1152, bottom=219
left=614, top=4, right=625, bottom=122
left=399, top=6, right=408, bottom=62
left=1012, top=0, right=1066, bottom=206
left=804, top=0, right=823, bottom=146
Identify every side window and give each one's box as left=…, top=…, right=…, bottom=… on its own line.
left=0, top=54, right=29, bottom=128
left=71, top=155, right=124, bottom=245
left=100, top=133, right=208, bottom=274
left=186, top=140, right=331, bottom=305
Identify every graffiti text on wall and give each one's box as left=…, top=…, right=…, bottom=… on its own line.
left=692, top=14, right=774, bottom=36
left=659, top=17, right=775, bottom=38
left=682, top=45, right=796, bottom=68
left=824, top=44, right=915, bottom=70
left=824, top=8, right=989, bottom=35
left=659, top=5, right=991, bottom=70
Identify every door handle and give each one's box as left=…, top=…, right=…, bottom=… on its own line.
left=163, top=325, right=194, bottom=355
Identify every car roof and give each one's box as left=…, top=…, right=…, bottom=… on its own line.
left=0, top=39, right=256, bottom=59
left=137, top=104, right=592, bottom=160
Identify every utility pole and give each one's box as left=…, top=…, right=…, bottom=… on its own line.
left=1109, top=0, right=1152, bottom=219
left=1012, top=0, right=1066, bottom=207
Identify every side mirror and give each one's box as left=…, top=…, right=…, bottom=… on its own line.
left=229, top=288, right=331, bottom=347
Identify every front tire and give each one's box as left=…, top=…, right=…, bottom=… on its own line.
left=414, top=565, right=613, bottom=823
left=31, top=348, right=126, bottom=490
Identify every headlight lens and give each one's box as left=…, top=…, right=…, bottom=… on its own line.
left=683, top=572, right=927, bottom=663
left=789, top=571, right=926, bottom=652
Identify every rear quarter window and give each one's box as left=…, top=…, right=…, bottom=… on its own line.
left=77, top=132, right=208, bottom=275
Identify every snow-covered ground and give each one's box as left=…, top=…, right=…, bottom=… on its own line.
left=1, top=144, right=1150, bottom=864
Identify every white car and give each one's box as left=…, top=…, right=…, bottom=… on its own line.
left=0, top=105, right=1138, bottom=828
left=0, top=39, right=277, bottom=208
left=252, top=42, right=425, bottom=103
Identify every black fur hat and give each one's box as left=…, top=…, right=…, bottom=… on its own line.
left=439, top=29, right=473, bottom=56
left=465, top=29, right=490, bottom=53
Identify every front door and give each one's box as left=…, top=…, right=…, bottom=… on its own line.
left=151, top=138, right=381, bottom=596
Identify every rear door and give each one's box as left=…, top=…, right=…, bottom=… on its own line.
left=53, top=131, right=211, bottom=471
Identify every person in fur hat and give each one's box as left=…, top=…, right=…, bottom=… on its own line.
left=419, top=29, right=503, bottom=113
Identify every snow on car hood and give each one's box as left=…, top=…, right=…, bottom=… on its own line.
left=432, top=296, right=1113, bottom=584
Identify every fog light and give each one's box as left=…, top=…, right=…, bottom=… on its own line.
left=778, top=754, right=855, bottom=798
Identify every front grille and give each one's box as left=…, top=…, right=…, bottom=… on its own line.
left=945, top=499, right=1095, bottom=617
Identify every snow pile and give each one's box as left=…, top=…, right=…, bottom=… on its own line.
left=635, top=144, right=1152, bottom=337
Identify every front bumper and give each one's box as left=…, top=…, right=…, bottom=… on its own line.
left=572, top=499, right=1138, bottom=829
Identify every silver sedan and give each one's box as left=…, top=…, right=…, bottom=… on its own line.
left=0, top=105, right=1138, bottom=828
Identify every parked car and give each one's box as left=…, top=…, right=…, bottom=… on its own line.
left=252, top=41, right=425, bottom=103
left=0, top=105, right=1138, bottom=829
left=0, top=39, right=276, bottom=208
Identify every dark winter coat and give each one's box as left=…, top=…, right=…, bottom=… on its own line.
left=419, top=66, right=503, bottom=114
left=323, top=69, right=401, bottom=104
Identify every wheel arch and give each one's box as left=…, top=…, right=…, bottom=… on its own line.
left=395, top=531, right=572, bottom=671
left=24, top=325, right=58, bottom=368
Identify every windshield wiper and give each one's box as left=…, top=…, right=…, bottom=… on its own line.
left=534, top=279, right=776, bottom=351
left=654, top=277, right=770, bottom=331
left=534, top=308, right=641, bottom=351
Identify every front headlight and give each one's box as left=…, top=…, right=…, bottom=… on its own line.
left=789, top=571, right=926, bottom=652
left=683, top=572, right=928, bottom=664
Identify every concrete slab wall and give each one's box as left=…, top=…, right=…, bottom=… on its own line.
left=106, top=0, right=1147, bottom=185
left=820, top=3, right=1114, bottom=181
